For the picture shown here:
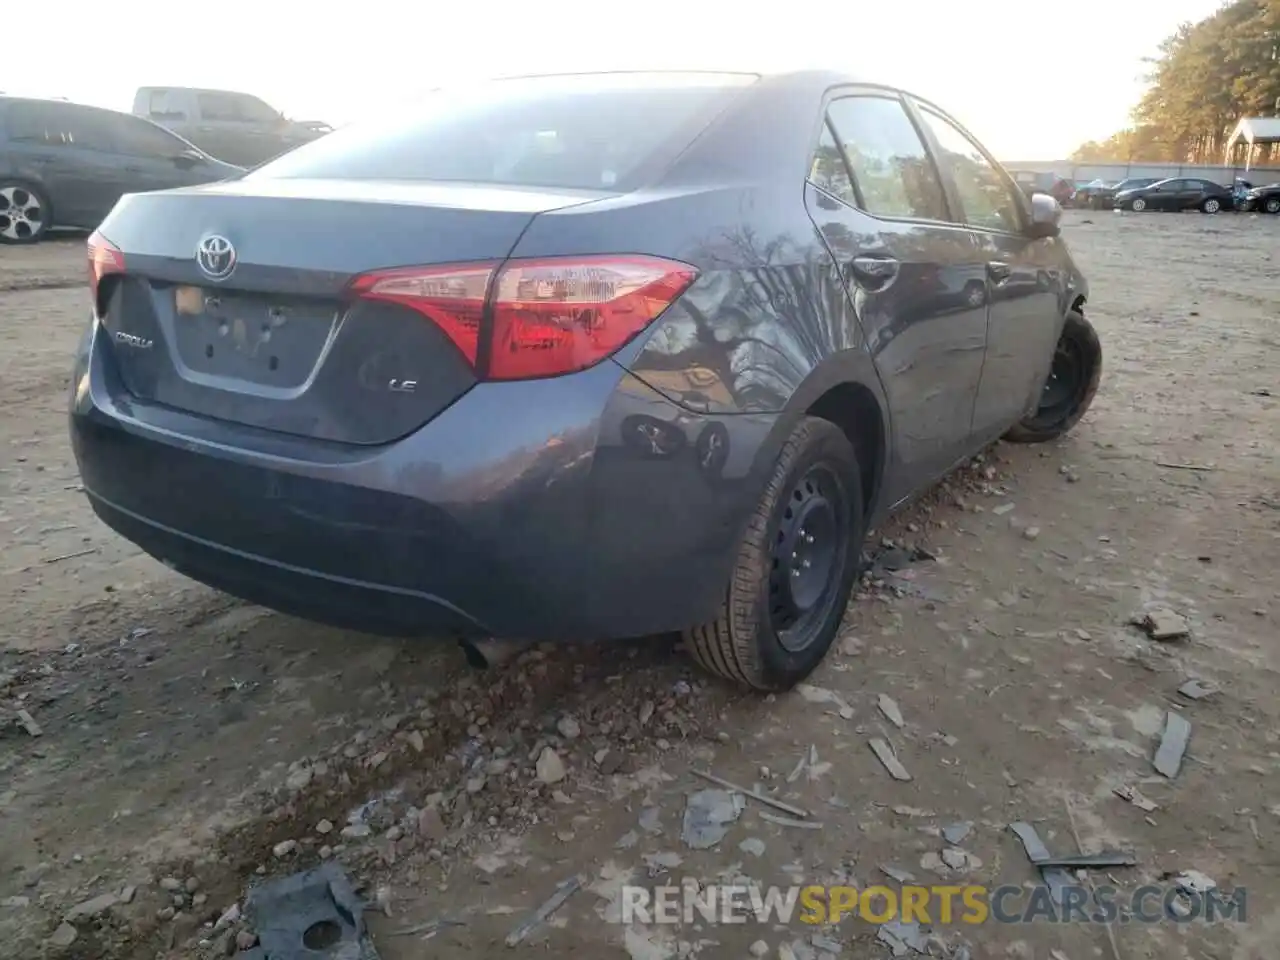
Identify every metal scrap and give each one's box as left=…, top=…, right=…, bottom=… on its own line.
left=1113, top=784, right=1159, bottom=812
left=759, top=811, right=823, bottom=830
left=1154, top=710, right=1192, bottom=778
left=504, top=875, right=582, bottom=947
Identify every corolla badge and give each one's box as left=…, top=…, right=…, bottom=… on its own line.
left=196, top=234, right=237, bottom=281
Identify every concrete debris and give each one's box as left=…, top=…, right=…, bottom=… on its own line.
left=1178, top=679, right=1218, bottom=700
left=739, top=837, right=767, bottom=857
left=556, top=715, right=581, bottom=740
left=680, top=789, right=745, bottom=849
left=880, top=864, right=917, bottom=883
left=15, top=708, right=42, bottom=737
left=1174, top=870, right=1217, bottom=894
left=505, top=875, right=582, bottom=946
left=877, top=695, right=906, bottom=729
left=1113, top=784, right=1159, bottom=812
left=64, top=892, right=118, bottom=923
left=48, top=923, right=77, bottom=948
left=869, top=738, right=912, bottom=781
left=1134, top=609, right=1190, bottom=641
left=1154, top=710, right=1192, bottom=778
left=243, top=861, right=379, bottom=960
left=536, top=747, right=567, bottom=784
left=941, top=821, right=973, bottom=845
left=876, top=919, right=929, bottom=956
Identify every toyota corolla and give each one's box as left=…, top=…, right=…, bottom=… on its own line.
left=69, top=70, right=1101, bottom=691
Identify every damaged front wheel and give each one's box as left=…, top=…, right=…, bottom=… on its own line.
left=1004, top=309, right=1102, bottom=444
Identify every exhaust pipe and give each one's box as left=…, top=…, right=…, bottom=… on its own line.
left=459, top=638, right=533, bottom=669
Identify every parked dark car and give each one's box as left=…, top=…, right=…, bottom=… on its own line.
left=1113, top=177, right=1233, bottom=213
left=1086, top=177, right=1160, bottom=209
left=70, top=70, right=1100, bottom=691
left=0, top=96, right=242, bottom=244
left=1240, top=181, right=1280, bottom=214
left=1073, top=178, right=1117, bottom=208
left=132, top=87, right=332, bottom=168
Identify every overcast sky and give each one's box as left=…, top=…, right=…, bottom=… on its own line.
left=10, top=0, right=1226, bottom=159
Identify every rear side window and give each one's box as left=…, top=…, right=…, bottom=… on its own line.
left=146, top=89, right=187, bottom=120
left=822, top=96, right=949, bottom=222
left=6, top=101, right=115, bottom=152
left=247, top=73, right=757, bottom=192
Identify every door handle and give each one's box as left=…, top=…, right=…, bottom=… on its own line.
left=987, top=261, right=1013, bottom=282
left=849, top=255, right=900, bottom=290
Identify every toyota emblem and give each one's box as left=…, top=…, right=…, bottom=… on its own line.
left=196, top=234, right=237, bottom=281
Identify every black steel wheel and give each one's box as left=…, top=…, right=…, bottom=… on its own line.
left=1004, top=309, right=1102, bottom=444
left=684, top=417, right=865, bottom=691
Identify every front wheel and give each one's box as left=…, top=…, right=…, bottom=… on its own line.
left=684, top=417, right=864, bottom=691
left=1130, top=197, right=1147, bottom=212
left=1201, top=198, right=1222, bottom=214
left=1004, top=310, right=1102, bottom=444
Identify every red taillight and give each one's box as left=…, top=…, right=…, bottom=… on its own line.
left=487, top=256, right=697, bottom=381
left=348, top=263, right=493, bottom=366
left=350, top=255, right=697, bottom=381
left=87, top=230, right=125, bottom=311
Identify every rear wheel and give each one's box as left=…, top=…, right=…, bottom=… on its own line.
left=1004, top=310, right=1102, bottom=444
left=684, top=417, right=864, bottom=691
left=1265, top=197, right=1280, bottom=215
left=1201, top=197, right=1222, bottom=214
left=0, top=182, right=51, bottom=244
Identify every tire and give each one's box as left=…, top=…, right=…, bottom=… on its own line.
left=0, top=181, right=52, bottom=244
left=1004, top=309, right=1102, bottom=444
left=1265, top=197, right=1280, bottom=215
left=1130, top=197, right=1146, bottom=212
left=684, top=417, right=864, bottom=691
left=1201, top=198, right=1222, bottom=214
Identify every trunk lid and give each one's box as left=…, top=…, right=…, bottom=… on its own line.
left=96, top=179, right=608, bottom=444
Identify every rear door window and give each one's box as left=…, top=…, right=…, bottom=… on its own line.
left=247, top=73, right=757, bottom=192
left=6, top=101, right=116, bottom=152
left=822, top=95, right=949, bottom=222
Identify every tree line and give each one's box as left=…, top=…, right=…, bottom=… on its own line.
left=1071, top=0, right=1279, bottom=164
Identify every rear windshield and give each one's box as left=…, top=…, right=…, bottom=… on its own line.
left=247, top=73, right=757, bottom=192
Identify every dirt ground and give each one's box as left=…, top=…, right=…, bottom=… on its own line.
left=1, top=210, right=1278, bottom=960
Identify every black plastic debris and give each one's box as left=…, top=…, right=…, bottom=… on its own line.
left=241, top=863, right=380, bottom=960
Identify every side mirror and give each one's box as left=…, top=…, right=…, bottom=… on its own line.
left=1026, top=192, right=1061, bottom=239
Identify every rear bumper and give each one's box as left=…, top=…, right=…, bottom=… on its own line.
left=69, top=317, right=778, bottom=641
